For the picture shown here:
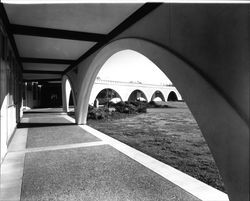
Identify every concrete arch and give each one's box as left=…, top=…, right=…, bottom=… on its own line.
left=62, top=75, right=77, bottom=113
left=127, top=89, right=148, bottom=102
left=89, top=84, right=129, bottom=105
left=167, top=91, right=178, bottom=101
left=151, top=90, right=165, bottom=102
left=76, top=38, right=248, bottom=200
left=95, top=88, right=123, bottom=105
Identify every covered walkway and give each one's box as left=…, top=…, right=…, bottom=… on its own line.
left=0, top=108, right=227, bottom=201
left=0, top=2, right=248, bottom=201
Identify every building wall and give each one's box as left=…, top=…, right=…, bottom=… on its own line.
left=23, top=82, right=41, bottom=109
left=0, top=19, right=22, bottom=163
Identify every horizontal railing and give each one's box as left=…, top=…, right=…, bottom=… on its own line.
left=95, top=78, right=174, bottom=87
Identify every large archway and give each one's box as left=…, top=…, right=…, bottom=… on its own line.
left=151, top=90, right=165, bottom=102
left=80, top=47, right=225, bottom=194
left=128, top=89, right=147, bottom=102
left=76, top=38, right=248, bottom=201
left=95, top=88, right=122, bottom=105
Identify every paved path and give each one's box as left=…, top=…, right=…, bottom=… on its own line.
left=0, top=108, right=228, bottom=201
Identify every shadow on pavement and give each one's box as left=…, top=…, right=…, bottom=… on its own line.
left=17, top=122, right=76, bottom=128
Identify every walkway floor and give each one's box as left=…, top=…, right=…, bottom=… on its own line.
left=0, top=108, right=228, bottom=201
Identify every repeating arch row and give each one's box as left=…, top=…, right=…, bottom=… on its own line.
left=90, top=87, right=179, bottom=105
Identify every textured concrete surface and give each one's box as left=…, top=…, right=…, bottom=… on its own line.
left=1, top=109, right=205, bottom=201
left=22, top=109, right=100, bottom=148
left=26, top=125, right=100, bottom=148
left=21, top=145, right=199, bottom=201
left=23, top=116, right=72, bottom=124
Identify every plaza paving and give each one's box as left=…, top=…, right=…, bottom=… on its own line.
left=0, top=108, right=228, bottom=201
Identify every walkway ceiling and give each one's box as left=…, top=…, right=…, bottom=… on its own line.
left=0, top=3, right=161, bottom=82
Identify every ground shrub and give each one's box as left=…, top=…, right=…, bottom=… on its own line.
left=113, top=101, right=136, bottom=113
left=113, top=101, right=147, bottom=114
left=87, top=105, right=110, bottom=120
left=87, top=101, right=147, bottom=120
left=147, top=101, right=171, bottom=108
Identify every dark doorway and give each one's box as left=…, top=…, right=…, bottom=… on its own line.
left=40, top=83, right=62, bottom=107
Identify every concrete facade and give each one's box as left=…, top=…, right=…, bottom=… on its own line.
left=88, top=79, right=182, bottom=105
left=0, top=19, right=22, bottom=162
left=22, top=82, right=41, bottom=109
left=62, top=77, right=182, bottom=111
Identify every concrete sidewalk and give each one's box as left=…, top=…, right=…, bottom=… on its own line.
left=0, top=108, right=228, bottom=201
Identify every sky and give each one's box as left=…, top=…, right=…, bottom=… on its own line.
left=97, top=50, right=172, bottom=85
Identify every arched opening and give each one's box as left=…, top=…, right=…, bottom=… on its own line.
left=167, top=91, right=178, bottom=101
left=83, top=47, right=226, bottom=193
left=69, top=91, right=74, bottom=106
left=77, top=38, right=248, bottom=200
left=95, top=88, right=122, bottom=106
left=62, top=75, right=76, bottom=115
left=151, top=90, right=165, bottom=102
left=128, top=90, right=147, bottom=102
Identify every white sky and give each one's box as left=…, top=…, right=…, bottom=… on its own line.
left=97, top=50, right=172, bottom=85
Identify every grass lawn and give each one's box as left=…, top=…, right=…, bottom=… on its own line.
left=87, top=102, right=226, bottom=193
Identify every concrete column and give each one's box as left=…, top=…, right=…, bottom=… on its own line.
left=26, top=82, right=33, bottom=109
left=37, top=85, right=41, bottom=107
left=23, top=82, right=27, bottom=108
left=61, top=81, right=67, bottom=112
